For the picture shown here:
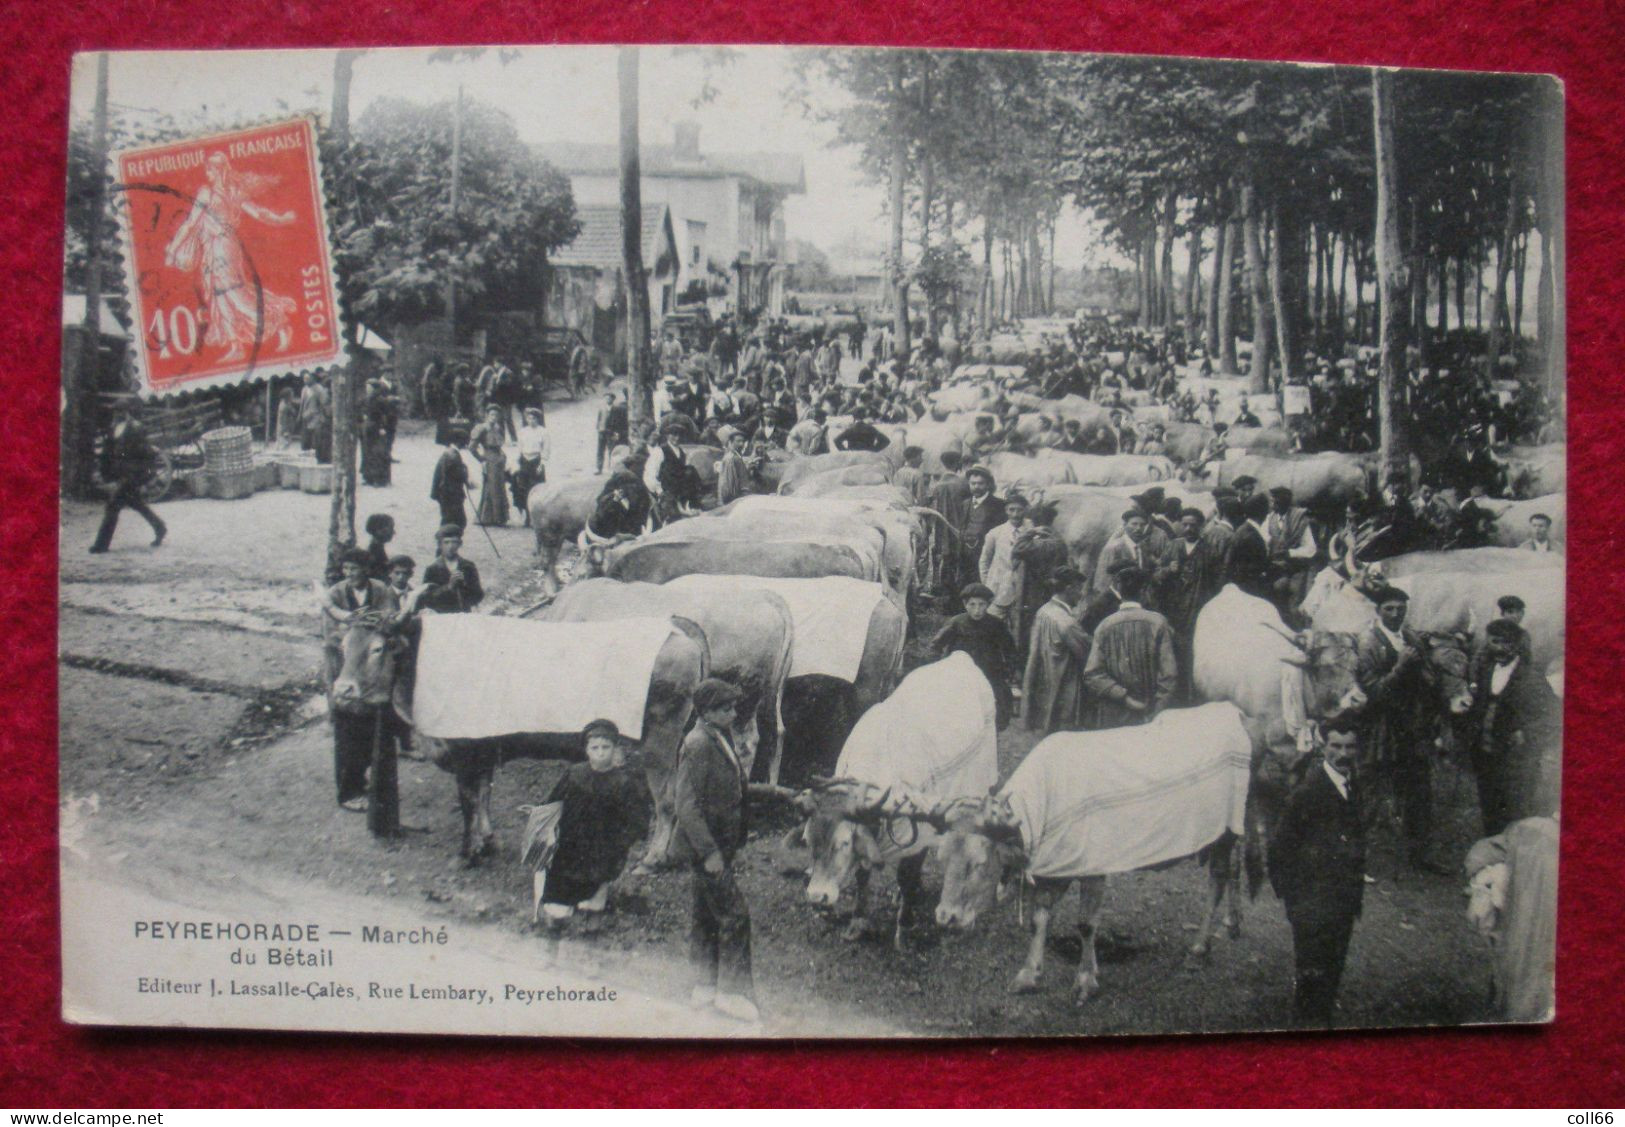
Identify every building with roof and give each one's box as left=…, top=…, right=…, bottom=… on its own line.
left=545, top=202, right=679, bottom=367
left=534, top=122, right=804, bottom=320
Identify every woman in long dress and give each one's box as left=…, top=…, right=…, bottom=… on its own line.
left=468, top=406, right=510, bottom=526
left=164, top=152, right=298, bottom=362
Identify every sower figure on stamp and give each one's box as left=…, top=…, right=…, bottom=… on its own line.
left=671, top=679, right=759, bottom=1024
left=1269, top=721, right=1367, bottom=1027
left=90, top=406, right=167, bottom=554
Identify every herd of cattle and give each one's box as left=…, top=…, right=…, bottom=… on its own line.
left=329, top=327, right=1565, bottom=1007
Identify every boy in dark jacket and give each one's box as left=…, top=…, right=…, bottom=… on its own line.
left=670, top=679, right=758, bottom=1023
left=931, top=583, right=1019, bottom=728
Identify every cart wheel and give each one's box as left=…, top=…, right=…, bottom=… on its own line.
left=142, top=449, right=176, bottom=504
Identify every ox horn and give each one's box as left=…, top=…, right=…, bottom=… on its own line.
left=1260, top=621, right=1309, bottom=650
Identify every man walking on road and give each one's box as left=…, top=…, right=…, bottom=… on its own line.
left=90, top=407, right=167, bottom=554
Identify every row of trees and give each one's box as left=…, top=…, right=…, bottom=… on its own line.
left=796, top=49, right=1562, bottom=479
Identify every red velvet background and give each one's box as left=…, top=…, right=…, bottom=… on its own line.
left=5, top=0, right=1622, bottom=1108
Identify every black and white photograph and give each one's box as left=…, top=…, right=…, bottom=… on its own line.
left=58, top=44, right=1565, bottom=1039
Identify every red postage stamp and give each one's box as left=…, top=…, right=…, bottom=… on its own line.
left=113, top=117, right=344, bottom=397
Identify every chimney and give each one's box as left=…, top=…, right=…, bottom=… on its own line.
left=674, top=121, right=700, bottom=161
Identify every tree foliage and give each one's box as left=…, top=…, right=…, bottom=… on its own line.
left=335, top=97, right=579, bottom=327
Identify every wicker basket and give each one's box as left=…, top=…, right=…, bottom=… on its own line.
left=201, top=426, right=254, bottom=474
left=210, top=468, right=259, bottom=501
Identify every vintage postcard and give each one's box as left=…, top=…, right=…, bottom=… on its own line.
left=59, top=45, right=1564, bottom=1038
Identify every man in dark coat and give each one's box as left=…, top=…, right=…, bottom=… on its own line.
left=833, top=406, right=891, bottom=452
left=1226, top=492, right=1275, bottom=602
left=90, top=408, right=168, bottom=553
left=1467, top=618, right=1562, bottom=835
left=1354, top=586, right=1439, bottom=871
left=1161, top=507, right=1226, bottom=699
left=671, top=679, right=758, bottom=1023
left=418, top=525, right=484, bottom=614
left=1269, top=721, right=1367, bottom=1026
left=960, top=466, right=1006, bottom=597
left=429, top=428, right=471, bottom=530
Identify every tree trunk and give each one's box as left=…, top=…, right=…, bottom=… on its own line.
left=63, top=52, right=110, bottom=500
left=981, top=214, right=993, bottom=331
left=1462, top=251, right=1475, bottom=331
left=1536, top=81, right=1565, bottom=397
left=920, top=154, right=935, bottom=344
left=1184, top=224, right=1202, bottom=331
left=889, top=56, right=911, bottom=360
left=1218, top=217, right=1239, bottom=373
left=1372, top=67, right=1411, bottom=487
left=1353, top=239, right=1366, bottom=345
left=1513, top=229, right=1527, bottom=344
left=1242, top=184, right=1274, bottom=393
left=619, top=47, right=653, bottom=427
left=1047, top=218, right=1057, bottom=314
left=1336, top=234, right=1350, bottom=352
left=326, top=48, right=362, bottom=585
left=1408, top=197, right=1427, bottom=370
left=1486, top=169, right=1520, bottom=380
left=1205, top=219, right=1225, bottom=353
left=1267, top=202, right=1304, bottom=386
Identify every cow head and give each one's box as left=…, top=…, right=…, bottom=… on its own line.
left=1279, top=629, right=1367, bottom=721
left=1419, top=630, right=1475, bottom=717
left=802, top=780, right=892, bottom=908
left=331, top=614, right=410, bottom=713
left=932, top=797, right=1025, bottom=931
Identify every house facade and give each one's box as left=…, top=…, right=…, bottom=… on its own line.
left=546, top=203, right=680, bottom=368
left=534, top=123, right=804, bottom=320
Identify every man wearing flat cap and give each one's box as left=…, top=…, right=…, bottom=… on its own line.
left=1466, top=617, right=1561, bottom=836
left=419, top=525, right=484, bottom=615
left=671, top=678, right=758, bottom=1023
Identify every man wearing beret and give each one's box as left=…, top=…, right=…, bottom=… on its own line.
left=671, top=678, right=758, bottom=1023
left=1355, top=585, right=1440, bottom=872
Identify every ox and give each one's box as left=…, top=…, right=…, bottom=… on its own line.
left=1217, top=453, right=1369, bottom=512
left=667, top=574, right=908, bottom=782
left=330, top=614, right=707, bottom=869
left=794, top=652, right=998, bottom=949
left=526, top=476, right=606, bottom=590
left=930, top=703, right=1259, bottom=1005
left=541, top=579, right=794, bottom=782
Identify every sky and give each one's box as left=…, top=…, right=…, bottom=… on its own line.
left=69, top=45, right=1112, bottom=270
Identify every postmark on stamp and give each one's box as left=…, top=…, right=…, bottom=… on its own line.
left=112, top=117, right=344, bottom=398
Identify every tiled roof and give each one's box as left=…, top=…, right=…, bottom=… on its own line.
left=551, top=204, right=674, bottom=271
left=534, top=141, right=805, bottom=194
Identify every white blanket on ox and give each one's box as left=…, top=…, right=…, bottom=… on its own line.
left=412, top=614, right=675, bottom=741
left=1002, top=703, right=1252, bottom=881
left=668, top=575, right=887, bottom=682
left=835, top=653, right=999, bottom=803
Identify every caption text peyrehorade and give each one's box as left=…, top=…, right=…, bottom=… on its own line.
left=129, top=919, right=618, bottom=1006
